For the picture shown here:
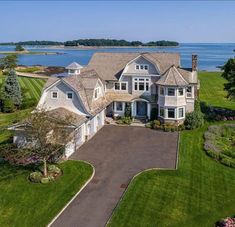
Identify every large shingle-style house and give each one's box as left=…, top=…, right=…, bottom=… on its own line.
left=14, top=52, right=199, bottom=156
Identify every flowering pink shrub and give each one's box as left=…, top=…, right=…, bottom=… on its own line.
left=216, top=216, right=235, bottom=227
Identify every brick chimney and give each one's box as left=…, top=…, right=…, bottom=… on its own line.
left=192, top=54, right=198, bottom=71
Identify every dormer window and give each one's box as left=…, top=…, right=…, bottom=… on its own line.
left=51, top=91, right=58, bottom=99
left=135, top=64, right=149, bottom=70
left=66, top=91, right=73, bottom=100
left=94, top=87, right=101, bottom=100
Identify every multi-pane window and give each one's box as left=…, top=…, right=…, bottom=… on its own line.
left=135, top=64, right=149, bottom=70
left=178, top=88, right=184, bottom=96
left=94, top=87, right=101, bottom=99
left=167, top=88, right=175, bottom=96
left=67, top=92, right=73, bottom=100
left=186, top=86, right=192, bottom=97
left=134, top=78, right=150, bottom=92
left=51, top=91, right=58, bottom=99
left=160, top=86, right=164, bottom=95
left=167, top=108, right=175, bottom=118
left=114, top=82, right=127, bottom=91
left=178, top=107, right=184, bottom=118
left=115, top=102, right=123, bottom=111
left=160, top=107, right=164, bottom=117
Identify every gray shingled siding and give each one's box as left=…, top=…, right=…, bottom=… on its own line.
left=125, top=56, right=159, bottom=75
left=43, top=82, right=87, bottom=115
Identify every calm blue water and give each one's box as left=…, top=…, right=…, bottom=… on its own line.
left=0, top=43, right=234, bottom=71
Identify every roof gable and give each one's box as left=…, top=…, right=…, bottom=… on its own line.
left=88, top=52, right=180, bottom=81
left=156, top=65, right=189, bottom=86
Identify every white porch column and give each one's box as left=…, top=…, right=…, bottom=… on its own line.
left=147, top=103, right=151, bottom=119
left=131, top=102, right=135, bottom=117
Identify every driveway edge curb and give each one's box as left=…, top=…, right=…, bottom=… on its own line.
left=47, top=160, right=95, bottom=227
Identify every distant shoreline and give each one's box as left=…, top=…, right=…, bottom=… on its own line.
left=0, top=50, right=64, bottom=55
left=35, top=45, right=180, bottom=50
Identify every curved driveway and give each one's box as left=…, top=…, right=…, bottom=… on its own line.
left=51, top=125, right=178, bottom=227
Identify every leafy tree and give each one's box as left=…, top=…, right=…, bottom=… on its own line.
left=221, top=58, right=235, bottom=99
left=0, top=54, right=18, bottom=70
left=15, top=44, right=24, bottom=51
left=0, top=70, right=22, bottom=107
left=2, top=109, right=76, bottom=177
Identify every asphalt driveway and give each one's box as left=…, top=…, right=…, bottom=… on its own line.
left=51, top=125, right=178, bottom=227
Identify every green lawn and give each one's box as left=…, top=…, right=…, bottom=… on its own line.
left=0, top=75, right=46, bottom=143
left=109, top=72, right=235, bottom=226
left=0, top=75, right=46, bottom=101
left=199, top=71, right=235, bottom=110
left=108, top=123, right=235, bottom=227
left=0, top=160, right=93, bottom=227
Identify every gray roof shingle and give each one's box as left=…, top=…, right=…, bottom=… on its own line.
left=66, top=62, right=83, bottom=70
left=156, top=65, right=189, bottom=86
left=88, top=52, right=180, bottom=80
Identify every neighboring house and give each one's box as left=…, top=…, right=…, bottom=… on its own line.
left=13, top=52, right=199, bottom=157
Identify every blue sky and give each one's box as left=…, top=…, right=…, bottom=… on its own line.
left=0, top=1, right=235, bottom=43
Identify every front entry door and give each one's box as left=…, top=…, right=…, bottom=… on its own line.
left=136, top=101, right=147, bottom=116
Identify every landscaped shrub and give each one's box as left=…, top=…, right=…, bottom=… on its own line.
left=204, top=124, right=235, bottom=168
left=21, top=98, right=37, bottom=109
left=116, top=116, right=132, bottom=125
left=1, top=98, right=15, bottom=113
left=41, top=177, right=50, bottom=184
left=215, top=216, right=235, bottom=227
left=184, top=111, right=204, bottom=130
left=201, top=101, right=235, bottom=121
left=29, top=171, right=43, bottom=183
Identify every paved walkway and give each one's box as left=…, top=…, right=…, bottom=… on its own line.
left=51, top=125, right=178, bottom=227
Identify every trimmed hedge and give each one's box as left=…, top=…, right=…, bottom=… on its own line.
left=204, top=124, right=235, bottom=168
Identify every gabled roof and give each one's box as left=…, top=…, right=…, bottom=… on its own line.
left=88, top=52, right=180, bottom=81
left=42, top=67, right=108, bottom=116
left=156, top=65, right=189, bottom=86
left=66, top=62, right=83, bottom=70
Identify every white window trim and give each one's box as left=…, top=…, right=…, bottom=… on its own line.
left=114, top=102, right=124, bottom=112
left=66, top=91, right=74, bottom=100
left=186, top=86, right=193, bottom=98
left=135, top=64, right=149, bottom=70
left=132, top=77, right=151, bottom=93
left=166, top=87, right=176, bottom=97
left=159, top=86, right=165, bottom=96
left=178, top=107, right=185, bottom=119
left=114, top=82, right=128, bottom=91
left=178, top=88, right=185, bottom=97
left=94, top=87, right=101, bottom=100
left=51, top=91, right=58, bottom=99
left=159, top=106, right=186, bottom=120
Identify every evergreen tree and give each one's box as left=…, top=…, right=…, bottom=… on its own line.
left=222, top=58, right=235, bottom=99
left=0, top=54, right=18, bottom=70
left=1, top=70, right=22, bottom=107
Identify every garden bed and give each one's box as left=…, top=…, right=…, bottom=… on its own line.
left=204, top=124, right=235, bottom=168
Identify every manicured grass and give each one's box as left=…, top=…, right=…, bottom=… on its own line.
left=0, top=160, right=93, bottom=227
left=16, top=67, right=40, bottom=73
left=199, top=71, right=235, bottom=110
left=0, top=75, right=46, bottom=101
left=0, top=76, right=46, bottom=143
left=108, top=123, right=235, bottom=227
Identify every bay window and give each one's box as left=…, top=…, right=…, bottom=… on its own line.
left=167, top=88, right=175, bottom=96
left=186, top=86, right=192, bottom=98
left=160, top=107, right=164, bottom=117
left=167, top=108, right=175, bottom=118
left=178, top=88, right=184, bottom=96
left=178, top=107, right=184, bottom=118
left=160, top=86, right=164, bottom=95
